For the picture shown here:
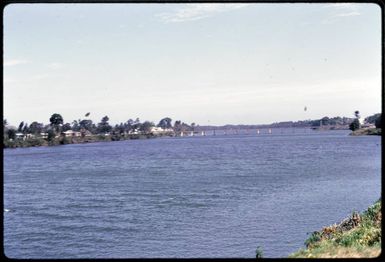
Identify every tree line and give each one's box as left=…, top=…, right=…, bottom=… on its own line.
left=3, top=113, right=197, bottom=142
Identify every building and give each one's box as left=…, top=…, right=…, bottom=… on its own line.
left=150, top=126, right=175, bottom=135
left=62, top=130, right=81, bottom=137
left=15, top=132, right=25, bottom=139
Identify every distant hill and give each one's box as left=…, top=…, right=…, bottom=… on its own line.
left=194, top=116, right=356, bottom=131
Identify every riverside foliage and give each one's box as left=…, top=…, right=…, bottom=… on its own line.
left=289, top=199, right=381, bottom=258
left=3, top=114, right=194, bottom=148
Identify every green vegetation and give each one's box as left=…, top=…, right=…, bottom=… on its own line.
left=289, top=199, right=381, bottom=258
left=3, top=113, right=195, bottom=148
left=351, top=128, right=381, bottom=136
left=350, top=112, right=381, bottom=136
left=255, top=246, right=263, bottom=258
left=349, top=119, right=361, bottom=131
left=365, top=113, right=382, bottom=128
left=3, top=111, right=381, bottom=148
left=349, top=110, right=361, bottom=131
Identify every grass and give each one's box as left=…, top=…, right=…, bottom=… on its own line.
left=351, top=128, right=381, bottom=136
left=289, top=199, right=381, bottom=258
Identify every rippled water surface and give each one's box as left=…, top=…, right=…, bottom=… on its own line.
left=3, top=130, right=381, bottom=258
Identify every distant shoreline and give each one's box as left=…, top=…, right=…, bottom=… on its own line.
left=3, top=128, right=379, bottom=149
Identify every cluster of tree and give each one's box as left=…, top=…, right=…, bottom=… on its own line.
left=364, top=113, right=382, bottom=128
left=3, top=113, right=196, bottom=143
left=349, top=111, right=381, bottom=131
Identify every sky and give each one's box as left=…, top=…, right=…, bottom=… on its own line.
left=3, top=3, right=382, bottom=126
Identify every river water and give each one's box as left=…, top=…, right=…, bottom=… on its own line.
left=3, top=130, right=381, bottom=258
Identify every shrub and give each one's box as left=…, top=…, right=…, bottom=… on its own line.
left=256, top=246, right=263, bottom=258
left=349, top=119, right=360, bottom=131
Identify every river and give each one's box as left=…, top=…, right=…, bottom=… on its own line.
left=3, top=130, right=381, bottom=258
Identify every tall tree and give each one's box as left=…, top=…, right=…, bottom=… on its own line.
left=140, top=121, right=155, bottom=133
left=132, top=118, right=142, bottom=131
left=71, top=120, right=80, bottom=131
left=29, top=121, right=44, bottom=134
left=79, top=119, right=93, bottom=131
left=50, top=113, right=64, bottom=126
left=49, top=113, right=64, bottom=132
left=18, top=121, right=24, bottom=132
left=7, top=129, right=16, bottom=140
left=97, top=116, right=112, bottom=133
left=157, top=117, right=173, bottom=129
left=22, top=123, right=29, bottom=134
left=349, top=119, right=360, bottom=131
left=125, top=119, right=134, bottom=132
left=62, top=123, right=72, bottom=132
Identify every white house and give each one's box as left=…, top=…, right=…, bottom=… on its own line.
left=62, top=130, right=81, bottom=137
left=150, top=126, right=164, bottom=133
left=150, top=127, right=175, bottom=134
left=40, top=132, right=48, bottom=139
left=15, top=132, right=24, bottom=139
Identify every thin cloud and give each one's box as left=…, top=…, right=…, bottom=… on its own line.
left=334, top=11, right=360, bottom=17
left=157, top=3, right=249, bottom=23
left=322, top=3, right=361, bottom=24
left=326, top=3, right=357, bottom=10
left=4, top=59, right=29, bottom=66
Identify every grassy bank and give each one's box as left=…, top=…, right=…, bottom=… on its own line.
left=350, top=128, right=381, bottom=136
left=289, top=199, right=381, bottom=258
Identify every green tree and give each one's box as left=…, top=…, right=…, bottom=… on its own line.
left=18, top=121, right=24, bottom=132
left=375, top=114, right=381, bottom=128
left=29, top=122, right=44, bottom=134
left=321, top=117, right=330, bottom=126
left=140, top=121, right=155, bottom=134
left=50, top=113, right=64, bottom=126
left=124, top=119, right=134, bottom=133
left=71, top=120, right=80, bottom=131
left=349, top=119, right=360, bottom=131
left=79, top=119, right=93, bottom=131
left=157, top=117, right=172, bottom=129
left=364, top=113, right=381, bottom=124
left=7, top=129, right=16, bottom=140
left=47, top=129, right=56, bottom=141
left=114, top=123, right=125, bottom=135
left=49, top=113, right=64, bottom=132
left=256, top=246, right=263, bottom=258
left=132, top=118, right=142, bottom=131
left=174, top=120, right=182, bottom=132
left=22, top=123, right=29, bottom=134
left=97, top=116, right=112, bottom=134
left=62, top=123, right=72, bottom=132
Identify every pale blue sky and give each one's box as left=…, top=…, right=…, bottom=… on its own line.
left=3, top=3, right=381, bottom=126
